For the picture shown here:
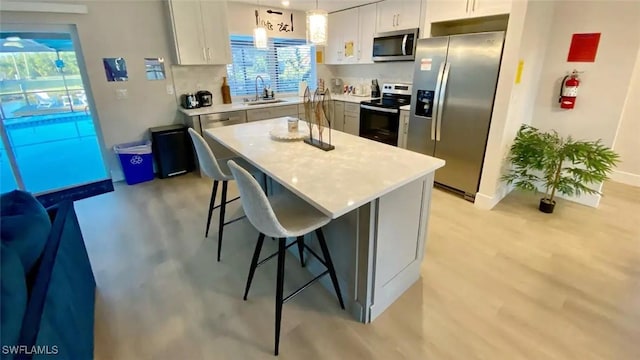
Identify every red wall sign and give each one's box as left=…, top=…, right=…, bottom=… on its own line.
left=567, top=33, right=601, bottom=62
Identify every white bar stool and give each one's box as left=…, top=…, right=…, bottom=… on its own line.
left=227, top=160, right=345, bottom=356
left=188, top=128, right=264, bottom=262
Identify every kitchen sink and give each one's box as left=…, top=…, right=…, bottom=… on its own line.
left=244, top=99, right=288, bottom=106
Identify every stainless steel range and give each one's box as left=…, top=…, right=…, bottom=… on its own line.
left=359, top=83, right=412, bottom=146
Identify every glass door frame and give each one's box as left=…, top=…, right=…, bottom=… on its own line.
left=0, top=23, right=111, bottom=195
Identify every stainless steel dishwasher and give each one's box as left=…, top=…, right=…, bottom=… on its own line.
left=199, top=111, right=247, bottom=162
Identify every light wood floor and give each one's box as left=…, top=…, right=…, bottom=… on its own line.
left=76, top=174, right=640, bottom=360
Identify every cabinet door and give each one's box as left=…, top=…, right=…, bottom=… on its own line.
left=167, top=0, right=207, bottom=65
left=341, top=8, right=360, bottom=64
left=470, top=0, right=511, bottom=17
left=344, top=113, right=360, bottom=136
left=333, top=101, right=345, bottom=131
left=327, top=12, right=345, bottom=64
left=398, top=111, right=410, bottom=148
left=396, top=0, right=422, bottom=30
left=376, top=1, right=398, bottom=33
left=200, top=0, right=232, bottom=64
left=426, top=0, right=469, bottom=23
left=358, top=4, right=376, bottom=63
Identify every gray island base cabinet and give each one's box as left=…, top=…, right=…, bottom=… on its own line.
left=206, top=118, right=445, bottom=323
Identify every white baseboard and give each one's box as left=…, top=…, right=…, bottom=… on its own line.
left=610, top=170, right=640, bottom=187
left=555, top=192, right=601, bottom=208
left=474, top=184, right=512, bottom=210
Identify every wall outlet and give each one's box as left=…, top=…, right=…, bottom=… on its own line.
left=115, top=88, right=128, bottom=99
left=166, top=85, right=174, bottom=95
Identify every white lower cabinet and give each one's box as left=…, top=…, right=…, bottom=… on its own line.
left=343, top=102, right=360, bottom=136
left=247, top=105, right=298, bottom=122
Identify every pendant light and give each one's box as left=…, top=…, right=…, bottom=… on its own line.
left=254, top=3, right=268, bottom=49
left=306, top=0, right=328, bottom=46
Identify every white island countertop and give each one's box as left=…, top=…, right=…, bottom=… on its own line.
left=205, top=118, right=445, bottom=218
left=178, top=94, right=378, bottom=117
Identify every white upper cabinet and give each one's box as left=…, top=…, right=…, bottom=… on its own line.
left=426, top=0, right=511, bottom=23
left=341, top=7, right=360, bottom=64
left=199, top=1, right=232, bottom=64
left=326, top=6, right=374, bottom=65
left=357, top=4, right=376, bottom=64
left=327, top=10, right=346, bottom=64
left=167, top=0, right=232, bottom=65
left=471, top=0, right=512, bottom=18
left=376, top=0, right=423, bottom=33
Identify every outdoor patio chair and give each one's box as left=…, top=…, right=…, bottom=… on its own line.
left=35, top=93, right=54, bottom=108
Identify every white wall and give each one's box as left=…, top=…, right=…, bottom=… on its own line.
left=611, top=48, right=640, bottom=187
left=529, top=0, right=640, bottom=206
left=475, top=0, right=556, bottom=209
left=1, top=0, right=178, bottom=182
left=227, top=2, right=306, bottom=39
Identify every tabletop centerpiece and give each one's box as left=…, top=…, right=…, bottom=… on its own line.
left=302, top=86, right=335, bottom=151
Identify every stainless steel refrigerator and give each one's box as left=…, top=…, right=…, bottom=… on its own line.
left=408, top=31, right=505, bottom=201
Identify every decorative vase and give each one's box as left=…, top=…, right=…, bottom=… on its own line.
left=538, top=198, right=556, bottom=214
left=221, top=76, right=231, bottom=104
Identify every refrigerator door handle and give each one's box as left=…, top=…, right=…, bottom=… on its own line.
left=401, top=35, right=408, bottom=56
left=436, top=63, right=451, bottom=141
left=431, top=62, right=446, bottom=141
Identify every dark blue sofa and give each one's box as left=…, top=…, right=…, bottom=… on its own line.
left=1, top=191, right=95, bottom=360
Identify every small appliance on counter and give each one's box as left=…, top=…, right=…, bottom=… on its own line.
left=371, top=79, right=380, bottom=98
left=330, top=78, right=343, bottom=94
left=181, top=93, right=199, bottom=109
left=196, top=90, right=213, bottom=107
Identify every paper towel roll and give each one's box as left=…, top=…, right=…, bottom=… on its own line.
left=298, top=81, right=307, bottom=96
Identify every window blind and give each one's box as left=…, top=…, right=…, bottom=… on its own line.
left=226, top=35, right=316, bottom=97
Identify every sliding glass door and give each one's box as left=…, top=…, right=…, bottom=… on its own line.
left=0, top=25, right=112, bottom=202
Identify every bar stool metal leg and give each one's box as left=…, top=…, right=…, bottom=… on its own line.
left=315, top=229, right=345, bottom=309
left=217, top=181, right=228, bottom=262
left=205, top=180, right=219, bottom=237
left=296, top=236, right=305, bottom=267
left=274, top=237, right=286, bottom=356
left=244, top=233, right=265, bottom=301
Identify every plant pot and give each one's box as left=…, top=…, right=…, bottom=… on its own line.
left=538, top=198, right=556, bottom=214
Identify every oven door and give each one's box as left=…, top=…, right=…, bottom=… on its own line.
left=359, top=104, right=400, bottom=146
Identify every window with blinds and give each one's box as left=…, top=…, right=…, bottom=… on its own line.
left=226, top=35, right=317, bottom=97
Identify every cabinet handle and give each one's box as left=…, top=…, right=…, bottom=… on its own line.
left=202, top=47, right=207, bottom=61
left=472, top=0, right=477, bottom=11
left=466, top=0, right=470, bottom=13
left=393, top=14, right=397, bottom=27
left=396, top=13, right=400, bottom=26
left=207, top=48, right=212, bottom=62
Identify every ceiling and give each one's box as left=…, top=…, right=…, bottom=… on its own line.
left=229, top=0, right=378, bottom=13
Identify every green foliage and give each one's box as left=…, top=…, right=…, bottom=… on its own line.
left=501, top=124, right=619, bottom=202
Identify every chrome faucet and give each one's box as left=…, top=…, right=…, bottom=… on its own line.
left=255, top=75, right=266, bottom=101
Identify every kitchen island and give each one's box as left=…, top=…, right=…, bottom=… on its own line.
left=205, top=118, right=445, bottom=323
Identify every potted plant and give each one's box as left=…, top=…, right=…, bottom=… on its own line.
left=502, top=124, right=619, bottom=213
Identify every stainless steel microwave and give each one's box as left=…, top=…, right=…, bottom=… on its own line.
left=372, top=28, right=419, bottom=62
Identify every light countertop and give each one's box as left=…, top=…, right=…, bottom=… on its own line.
left=205, top=118, right=445, bottom=218
left=178, top=94, right=378, bottom=117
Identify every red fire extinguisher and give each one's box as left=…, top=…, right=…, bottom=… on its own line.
left=559, top=70, right=580, bottom=109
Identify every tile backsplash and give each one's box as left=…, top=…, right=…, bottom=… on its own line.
left=320, top=62, right=415, bottom=90
left=171, top=65, right=229, bottom=105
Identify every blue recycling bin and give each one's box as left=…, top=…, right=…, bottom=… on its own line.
left=114, top=140, right=154, bottom=185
